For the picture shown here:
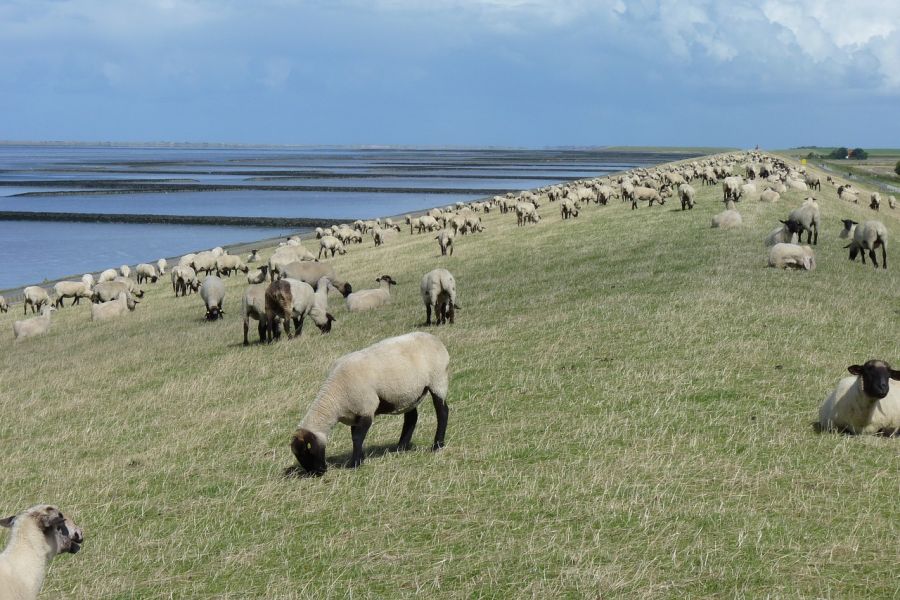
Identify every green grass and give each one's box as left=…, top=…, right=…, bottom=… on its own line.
left=1, top=155, right=899, bottom=598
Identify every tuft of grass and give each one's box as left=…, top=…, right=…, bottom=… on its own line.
left=1, top=154, right=898, bottom=598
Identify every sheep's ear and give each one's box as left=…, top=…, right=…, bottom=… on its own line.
left=0, top=515, right=15, bottom=528
left=327, top=313, right=336, bottom=322
left=888, top=369, right=900, bottom=380
left=848, top=365, right=864, bottom=376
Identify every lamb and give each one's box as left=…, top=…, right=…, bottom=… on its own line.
left=0, top=295, right=7, bottom=313
left=200, top=275, right=226, bottom=320
left=216, top=254, right=248, bottom=276
left=318, top=236, right=346, bottom=259
left=764, top=224, right=797, bottom=247
left=678, top=183, right=695, bottom=210
left=135, top=263, right=159, bottom=284
left=264, top=277, right=335, bottom=341
left=767, top=243, right=816, bottom=271
left=12, top=305, right=55, bottom=341
left=420, top=268, right=459, bottom=325
left=869, top=192, right=881, bottom=211
left=759, top=189, right=780, bottom=203
left=241, top=284, right=269, bottom=345
left=818, top=359, right=900, bottom=435
left=435, top=230, right=454, bottom=256
left=98, top=268, right=118, bottom=283
left=0, top=505, right=83, bottom=600
left=247, top=265, right=269, bottom=284
left=156, top=258, right=167, bottom=275
left=784, top=197, right=820, bottom=244
left=711, top=200, right=742, bottom=229
left=91, top=291, right=138, bottom=321
left=345, top=275, right=397, bottom=312
left=560, top=198, right=580, bottom=219
left=845, top=220, right=888, bottom=269
left=278, top=262, right=352, bottom=297
left=22, top=286, right=51, bottom=315
left=53, top=281, right=92, bottom=307
left=290, top=332, right=450, bottom=475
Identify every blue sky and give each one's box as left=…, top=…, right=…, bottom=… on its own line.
left=1, top=0, right=899, bottom=148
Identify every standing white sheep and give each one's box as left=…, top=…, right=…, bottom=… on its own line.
left=420, top=268, right=459, bottom=325
left=290, top=332, right=450, bottom=475
left=264, top=277, right=335, bottom=341
left=22, top=286, right=51, bottom=315
left=200, top=275, right=226, bottom=320
left=53, top=281, right=92, bottom=308
left=156, top=258, right=167, bottom=275
left=845, top=220, right=888, bottom=269
left=318, top=236, right=346, bottom=259
left=435, top=230, right=454, bottom=256
left=818, top=359, right=900, bottom=435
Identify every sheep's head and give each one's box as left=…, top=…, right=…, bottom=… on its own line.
left=849, top=360, right=900, bottom=400
left=291, top=429, right=327, bottom=476
left=377, top=275, right=398, bottom=286
left=1, top=505, right=84, bottom=555
left=205, top=306, right=222, bottom=320
left=780, top=219, right=804, bottom=237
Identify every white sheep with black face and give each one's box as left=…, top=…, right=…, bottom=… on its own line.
left=818, top=359, right=900, bottom=435
left=291, top=332, right=450, bottom=476
left=345, top=275, right=397, bottom=312
left=200, top=275, right=226, bottom=320
left=0, top=504, right=83, bottom=600
left=845, top=220, right=888, bottom=269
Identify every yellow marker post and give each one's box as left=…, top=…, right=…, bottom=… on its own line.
left=801, top=158, right=807, bottom=165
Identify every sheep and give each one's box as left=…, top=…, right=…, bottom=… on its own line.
left=171, top=265, right=200, bottom=297
left=200, top=275, right=226, bottom=320
left=711, top=200, right=742, bottom=229
left=420, top=268, right=459, bottom=326
left=247, top=265, right=269, bottom=284
left=156, top=258, right=167, bottom=275
left=838, top=185, right=859, bottom=204
left=345, top=275, right=397, bottom=312
left=630, top=186, right=665, bottom=210
left=818, top=359, right=900, bottom=435
left=91, top=281, right=141, bottom=303
left=112, top=277, right=144, bottom=297
left=839, top=219, right=857, bottom=240
left=515, top=202, right=541, bottom=225
left=869, top=192, right=881, bottom=211
left=12, top=305, right=55, bottom=341
left=596, top=184, right=615, bottom=205
left=722, top=176, right=743, bottom=202
left=264, top=277, right=335, bottom=341
left=678, top=183, right=696, bottom=210
left=560, top=198, right=580, bottom=219
left=759, top=189, right=780, bottom=203
left=804, top=173, right=821, bottom=190
left=53, top=281, right=92, bottom=308
left=845, top=220, right=888, bottom=269
left=91, top=291, right=138, bottom=321
left=98, top=268, right=118, bottom=283
left=740, top=183, right=759, bottom=201
left=407, top=216, right=422, bottom=234
left=764, top=224, right=797, bottom=247
left=767, top=243, right=816, bottom=271
left=889, top=196, right=897, bottom=210
left=0, top=505, right=83, bottom=600
left=0, top=295, right=7, bottom=313
left=22, top=286, right=51, bottom=315
left=211, top=246, right=226, bottom=257
left=435, top=230, right=454, bottom=256
left=216, top=254, right=248, bottom=276
left=278, top=262, right=352, bottom=297
left=241, top=284, right=269, bottom=345
left=785, top=178, right=808, bottom=191
left=417, top=215, right=439, bottom=233
left=268, top=246, right=315, bottom=280
left=318, top=235, right=346, bottom=259
left=119, top=265, right=131, bottom=279
left=81, top=273, right=94, bottom=289
left=247, top=249, right=260, bottom=263
left=135, top=263, right=159, bottom=284
left=290, top=332, right=450, bottom=475
left=784, top=197, right=820, bottom=244
left=178, top=253, right=196, bottom=267
left=190, top=251, right=218, bottom=276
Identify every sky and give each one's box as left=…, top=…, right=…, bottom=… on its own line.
left=1, top=0, right=899, bottom=148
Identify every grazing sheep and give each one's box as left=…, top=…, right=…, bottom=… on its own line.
left=759, top=189, right=780, bottom=203
left=0, top=295, right=7, bottom=313
left=0, top=505, right=83, bottom=600
left=53, top=281, right=92, bottom=308
left=722, top=176, right=743, bottom=202
left=870, top=192, right=881, bottom=211
left=764, top=224, right=797, bottom=247
left=91, top=291, right=138, bottom=321
left=190, top=251, right=218, bottom=276
left=200, top=275, right=226, bottom=320
left=216, top=254, right=248, bottom=276
left=171, top=265, right=200, bottom=297
left=804, top=173, right=821, bottom=190
left=247, top=249, right=259, bottom=263
left=268, top=246, right=315, bottom=280
left=318, top=236, right=346, bottom=259
left=278, top=262, right=352, bottom=297
left=679, top=183, right=696, bottom=210
left=345, top=275, right=397, bottom=312
left=156, top=258, right=167, bottom=275
left=22, top=286, right=51, bottom=315
left=631, top=186, right=665, bottom=210
left=241, top=284, right=268, bottom=345
left=119, top=265, right=131, bottom=279
left=818, top=359, right=900, bottom=435
left=560, top=198, right=580, bottom=219
left=767, top=243, right=816, bottom=271
left=435, top=230, right=454, bottom=256
left=135, top=263, right=159, bottom=284
left=112, top=277, right=144, bottom=297
left=417, top=215, right=440, bottom=233
left=98, top=268, right=118, bottom=283
left=407, top=216, right=422, bottom=234
left=81, top=273, right=95, bottom=289
left=784, top=197, right=821, bottom=245
left=515, top=202, right=541, bottom=225
left=290, top=332, right=450, bottom=475
left=247, top=265, right=269, bottom=284
left=91, top=281, right=139, bottom=303
left=420, top=268, right=459, bottom=326
left=264, top=278, right=335, bottom=341
left=711, top=200, right=742, bottom=229
left=12, top=305, right=55, bottom=341
left=846, top=220, right=888, bottom=269
left=839, top=219, right=857, bottom=240
left=178, top=253, right=196, bottom=267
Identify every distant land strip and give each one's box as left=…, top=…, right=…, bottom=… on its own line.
left=0, top=211, right=336, bottom=228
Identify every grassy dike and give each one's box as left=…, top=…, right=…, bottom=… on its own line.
left=1, top=154, right=898, bottom=598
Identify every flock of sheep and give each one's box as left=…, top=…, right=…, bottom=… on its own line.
left=2, top=150, right=898, bottom=600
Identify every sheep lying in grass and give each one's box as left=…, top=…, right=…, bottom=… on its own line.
left=241, top=284, right=268, bottom=345
left=711, top=200, right=742, bottom=229
left=247, top=265, right=269, bottom=284
left=0, top=505, right=83, bottom=600
left=23, top=286, right=51, bottom=315
left=768, top=243, right=816, bottom=271
left=784, top=197, right=820, bottom=245
left=53, top=281, right=92, bottom=308
left=264, top=277, right=335, bottom=341
left=435, top=230, right=454, bottom=256
left=818, top=359, right=900, bottom=435
left=290, top=332, right=450, bottom=475
left=0, top=295, right=7, bottom=313
left=135, top=263, right=159, bottom=284
left=12, top=305, right=55, bottom=341
left=200, top=275, right=226, bottom=320
left=764, top=224, right=797, bottom=247
left=759, top=189, right=780, bottom=203
left=278, top=262, right=352, bottom=297
left=421, top=268, right=459, bottom=325
left=845, top=220, right=888, bottom=269
left=345, top=275, right=397, bottom=312
left=91, top=291, right=138, bottom=321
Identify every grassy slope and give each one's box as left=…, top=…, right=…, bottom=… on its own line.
left=1, top=155, right=899, bottom=598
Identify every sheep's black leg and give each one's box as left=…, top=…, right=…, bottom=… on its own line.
left=295, top=315, right=305, bottom=336
left=870, top=249, right=878, bottom=268
left=350, top=416, right=372, bottom=468
left=812, top=226, right=818, bottom=245
left=257, top=319, right=267, bottom=343
left=243, top=320, right=249, bottom=346
left=431, top=393, right=449, bottom=451
left=397, top=408, right=418, bottom=451
left=425, top=304, right=432, bottom=326
left=881, top=246, right=887, bottom=269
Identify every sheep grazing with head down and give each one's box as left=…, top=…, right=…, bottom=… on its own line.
left=241, top=284, right=268, bottom=345
left=290, top=332, right=450, bottom=476
left=200, top=275, right=226, bottom=320
left=22, top=286, right=51, bottom=315
left=135, top=263, right=159, bottom=284
left=870, top=192, right=881, bottom=211
left=435, top=230, right=454, bottom=256
left=845, top=220, right=888, bottom=269
left=264, top=277, right=335, bottom=341
left=783, top=197, right=820, bottom=245
left=0, top=505, right=83, bottom=600
left=420, top=268, right=459, bottom=326
left=318, top=236, right=346, bottom=259
left=156, top=258, right=167, bottom=275
left=818, top=359, right=900, bottom=435
left=679, top=184, right=695, bottom=210
left=277, top=262, right=352, bottom=298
